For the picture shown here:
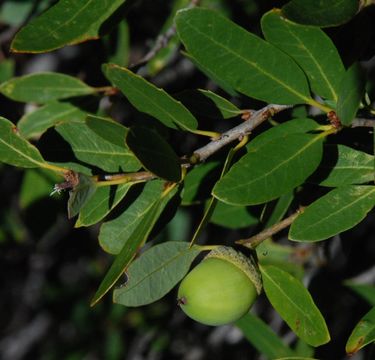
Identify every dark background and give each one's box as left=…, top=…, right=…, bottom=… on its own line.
left=0, top=1, right=375, bottom=359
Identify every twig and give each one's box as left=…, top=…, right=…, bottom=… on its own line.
left=351, top=118, right=375, bottom=128
left=236, top=208, right=304, bottom=249
left=191, top=104, right=292, bottom=163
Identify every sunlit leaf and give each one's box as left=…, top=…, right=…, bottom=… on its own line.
left=176, top=8, right=312, bottom=105
left=11, top=0, right=127, bottom=53
left=262, top=9, right=345, bottom=101
left=0, top=72, right=94, bottom=103
left=290, top=185, right=375, bottom=241
left=260, top=264, right=330, bottom=346
left=113, top=241, right=201, bottom=306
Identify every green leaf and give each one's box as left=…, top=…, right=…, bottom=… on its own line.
left=260, top=264, right=330, bottom=347
left=275, top=357, right=317, bottom=360
left=345, top=282, right=375, bottom=306
left=113, top=241, right=201, bottom=306
left=102, top=63, right=197, bottom=131
left=56, top=120, right=140, bottom=172
left=181, top=161, right=221, bottom=205
left=183, top=52, right=237, bottom=96
left=290, top=185, right=375, bottom=241
left=316, top=145, right=374, bottom=187
left=210, top=201, right=258, bottom=229
left=67, top=173, right=96, bottom=218
left=236, top=313, right=295, bottom=358
left=86, top=115, right=129, bottom=147
left=0, top=72, right=94, bottom=103
left=261, top=9, right=345, bottom=101
left=19, top=169, right=60, bottom=208
left=18, top=102, right=87, bottom=139
left=91, top=185, right=177, bottom=305
left=126, top=126, right=181, bottom=182
left=247, top=118, right=321, bottom=151
left=0, top=117, right=46, bottom=168
left=76, top=183, right=133, bottom=227
left=106, top=20, right=130, bottom=67
left=176, top=8, right=312, bottom=105
left=346, top=307, right=375, bottom=355
left=282, top=0, right=359, bottom=27
left=336, top=63, right=366, bottom=126
left=99, top=180, right=174, bottom=254
left=175, top=89, right=242, bottom=119
left=257, top=240, right=304, bottom=281
left=0, top=59, right=15, bottom=83
left=265, top=192, right=294, bottom=227
left=213, top=133, right=323, bottom=205
left=11, top=0, right=126, bottom=53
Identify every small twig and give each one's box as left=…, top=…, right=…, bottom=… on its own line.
left=130, top=0, right=201, bottom=69
left=192, top=104, right=292, bottom=163
left=351, top=118, right=375, bottom=128
left=236, top=208, right=305, bottom=249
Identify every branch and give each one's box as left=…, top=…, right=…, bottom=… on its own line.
left=236, top=208, right=304, bottom=249
left=51, top=104, right=292, bottom=191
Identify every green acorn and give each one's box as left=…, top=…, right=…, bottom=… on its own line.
left=177, top=246, right=262, bottom=326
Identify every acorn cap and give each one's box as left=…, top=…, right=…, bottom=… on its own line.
left=205, top=246, right=262, bottom=295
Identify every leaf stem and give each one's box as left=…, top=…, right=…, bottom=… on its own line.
left=305, top=98, right=333, bottom=113
left=95, top=172, right=157, bottom=186
left=236, top=208, right=304, bottom=249
left=40, top=162, right=70, bottom=174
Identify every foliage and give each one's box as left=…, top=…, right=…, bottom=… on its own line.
left=1, top=0, right=375, bottom=359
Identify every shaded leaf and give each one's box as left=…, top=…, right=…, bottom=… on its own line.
left=18, top=102, right=87, bottom=139
left=262, top=9, right=345, bottom=101
left=176, top=8, right=312, bottom=105
left=346, top=307, right=375, bottom=355
left=91, top=184, right=178, bottom=305
left=290, top=185, right=375, bottom=241
left=103, top=63, right=197, bottom=131
left=0, top=72, right=94, bottom=103
left=336, top=63, right=366, bottom=126
left=260, top=264, right=330, bottom=346
left=0, top=59, right=15, bottom=83
left=147, top=0, right=190, bottom=76
left=236, top=313, right=295, bottom=358
left=11, top=0, right=126, bottom=53
left=67, top=173, right=96, bottom=218
left=282, top=0, right=359, bottom=27
left=126, top=126, right=181, bottom=182
left=181, top=161, right=221, bottom=205
left=344, top=282, right=375, bottom=306
left=214, top=133, right=323, bottom=205
left=113, top=241, right=201, bottom=306
left=106, top=20, right=130, bottom=67
left=19, top=169, right=60, bottom=208
left=316, top=145, right=374, bottom=187
left=56, top=120, right=140, bottom=172
left=0, top=117, right=46, bottom=168
left=247, top=118, right=321, bottom=150
left=76, top=183, right=133, bottom=227
left=99, top=180, right=174, bottom=254
left=265, top=192, right=294, bottom=227
left=210, top=201, right=258, bottom=229
left=86, top=115, right=128, bottom=147
left=257, top=239, right=304, bottom=280
left=175, top=89, right=242, bottom=119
